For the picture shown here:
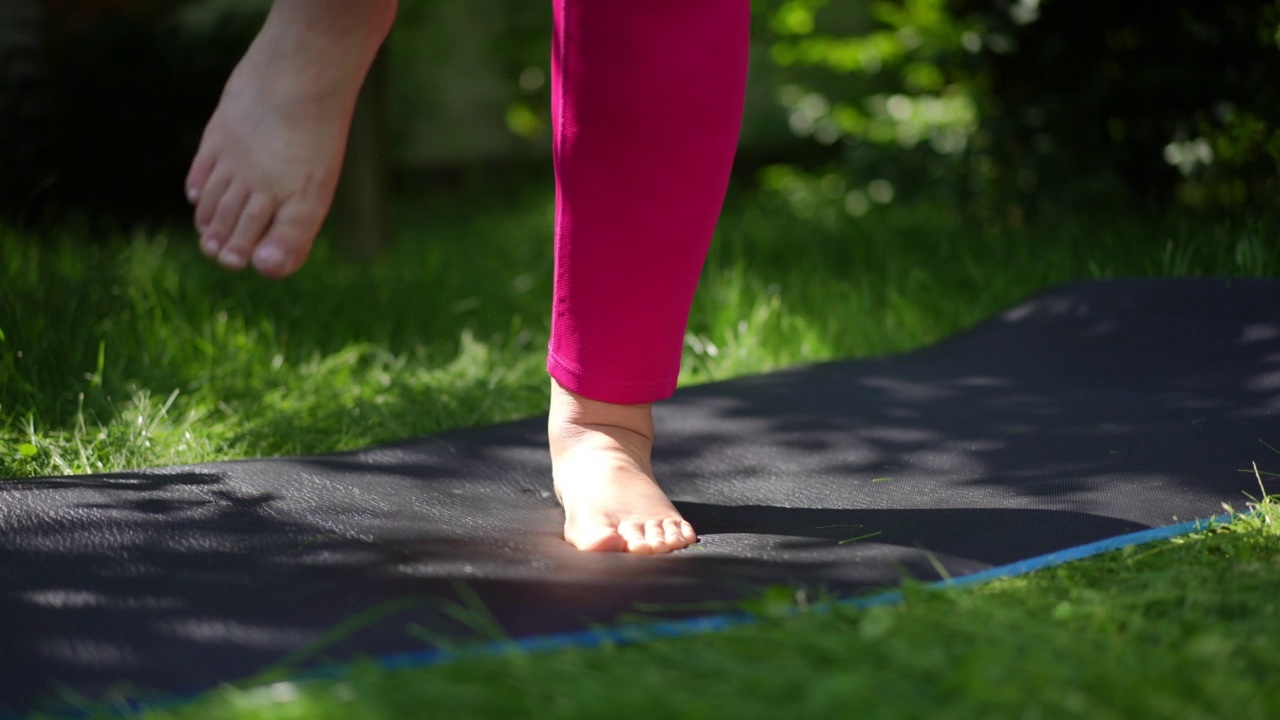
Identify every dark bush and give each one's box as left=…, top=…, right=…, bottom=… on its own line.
left=960, top=0, right=1280, bottom=210
left=762, top=0, right=1279, bottom=215
left=2, top=1, right=261, bottom=228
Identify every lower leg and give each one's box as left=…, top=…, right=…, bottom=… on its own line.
left=548, top=0, right=751, bottom=552
left=186, top=0, right=396, bottom=278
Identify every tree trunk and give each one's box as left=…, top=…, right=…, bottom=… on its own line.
left=334, top=47, right=392, bottom=262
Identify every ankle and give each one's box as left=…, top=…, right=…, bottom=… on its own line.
left=548, top=379, right=655, bottom=453
left=268, top=0, right=398, bottom=34
left=227, top=0, right=397, bottom=109
left=254, top=0, right=398, bottom=72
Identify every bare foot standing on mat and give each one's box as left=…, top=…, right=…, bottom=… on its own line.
left=185, top=0, right=395, bottom=278
left=550, top=380, right=696, bottom=553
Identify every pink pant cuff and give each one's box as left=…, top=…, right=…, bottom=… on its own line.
left=547, top=352, right=677, bottom=405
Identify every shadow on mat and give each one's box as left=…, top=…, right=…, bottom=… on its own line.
left=658, top=279, right=1279, bottom=518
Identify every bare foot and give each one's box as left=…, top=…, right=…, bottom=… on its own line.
left=549, top=379, right=696, bottom=554
left=185, top=0, right=396, bottom=278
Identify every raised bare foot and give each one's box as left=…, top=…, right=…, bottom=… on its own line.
left=185, top=0, right=396, bottom=278
left=549, top=379, right=696, bottom=554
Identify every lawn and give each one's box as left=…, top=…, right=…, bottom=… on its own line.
left=3, top=183, right=1279, bottom=718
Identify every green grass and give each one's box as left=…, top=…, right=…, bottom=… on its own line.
left=3, top=185, right=1279, bottom=718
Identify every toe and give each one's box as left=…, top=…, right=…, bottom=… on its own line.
left=662, top=517, right=690, bottom=549
left=252, top=243, right=289, bottom=278
left=194, top=171, right=231, bottom=235
left=199, top=234, right=223, bottom=260
left=204, top=185, right=250, bottom=260
left=251, top=231, right=300, bottom=278
left=619, top=520, right=655, bottom=555
left=680, top=519, right=697, bottom=546
left=185, top=153, right=216, bottom=205
left=569, top=525, right=626, bottom=552
left=641, top=519, right=671, bottom=554
left=251, top=203, right=322, bottom=278
left=563, top=510, right=626, bottom=552
left=223, top=193, right=276, bottom=269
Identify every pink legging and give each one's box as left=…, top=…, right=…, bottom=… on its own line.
left=547, top=0, right=751, bottom=404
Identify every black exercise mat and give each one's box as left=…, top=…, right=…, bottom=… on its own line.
left=3, top=278, right=1277, bottom=711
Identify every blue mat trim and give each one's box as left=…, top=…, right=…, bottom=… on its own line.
left=927, top=513, right=1233, bottom=592
left=375, top=512, right=1233, bottom=668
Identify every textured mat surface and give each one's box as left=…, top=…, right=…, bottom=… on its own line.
left=2, top=278, right=1277, bottom=710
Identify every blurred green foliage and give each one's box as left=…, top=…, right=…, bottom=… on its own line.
left=758, top=0, right=1280, bottom=219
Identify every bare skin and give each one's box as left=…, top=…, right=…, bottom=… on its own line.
left=185, top=0, right=396, bottom=278
left=549, top=379, right=697, bottom=553
left=191, top=1, right=694, bottom=553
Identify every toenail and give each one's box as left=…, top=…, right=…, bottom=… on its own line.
left=219, top=250, right=246, bottom=269
left=186, top=186, right=200, bottom=202
left=201, top=236, right=221, bottom=255
left=254, top=246, right=286, bottom=272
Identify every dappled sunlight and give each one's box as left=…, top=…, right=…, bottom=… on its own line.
left=667, top=278, right=1279, bottom=523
